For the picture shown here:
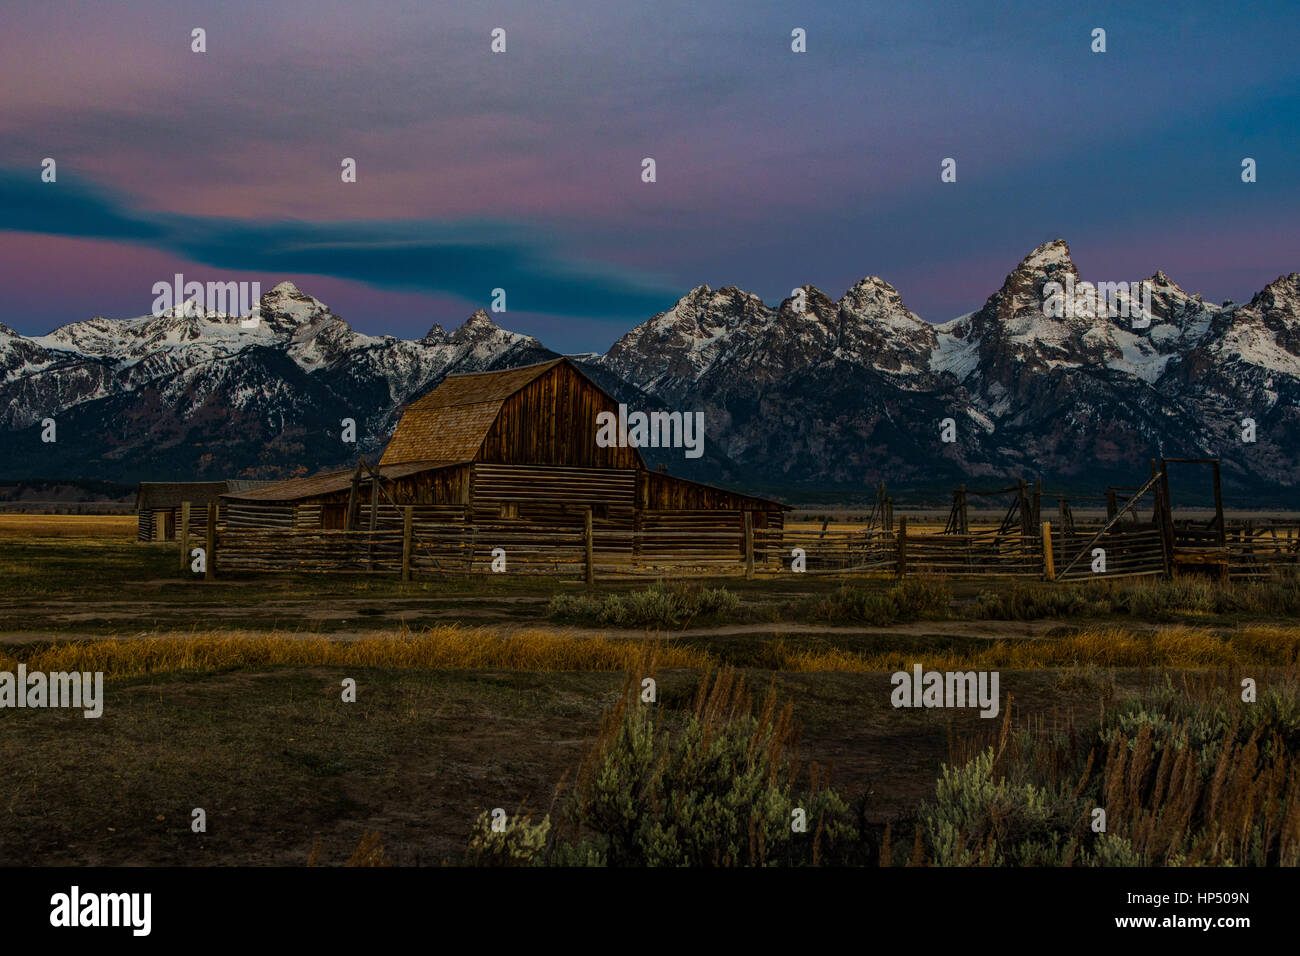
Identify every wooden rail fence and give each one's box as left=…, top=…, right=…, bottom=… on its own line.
left=193, top=507, right=1300, bottom=583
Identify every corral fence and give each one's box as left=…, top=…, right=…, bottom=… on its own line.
left=1227, top=521, right=1300, bottom=579
left=184, top=501, right=1300, bottom=583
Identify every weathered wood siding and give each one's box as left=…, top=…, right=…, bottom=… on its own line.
left=138, top=504, right=224, bottom=541
left=391, top=464, right=469, bottom=506
left=468, top=463, right=637, bottom=527
left=477, top=363, right=641, bottom=469
left=639, top=470, right=784, bottom=519
left=226, top=502, right=294, bottom=529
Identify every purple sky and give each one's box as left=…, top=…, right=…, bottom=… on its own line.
left=1, top=0, right=1297, bottom=351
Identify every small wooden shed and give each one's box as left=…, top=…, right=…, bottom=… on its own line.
left=135, top=480, right=271, bottom=541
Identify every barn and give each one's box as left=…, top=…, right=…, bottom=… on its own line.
left=218, top=358, right=787, bottom=557
left=135, top=480, right=271, bottom=542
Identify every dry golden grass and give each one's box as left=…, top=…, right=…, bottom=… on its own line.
left=0, top=514, right=135, bottom=538
left=0, top=625, right=711, bottom=678
left=761, top=625, right=1300, bottom=672
left=2, top=623, right=1298, bottom=679
left=1094, top=715, right=1300, bottom=866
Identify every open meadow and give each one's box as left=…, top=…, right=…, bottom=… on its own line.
left=2, top=514, right=1299, bottom=866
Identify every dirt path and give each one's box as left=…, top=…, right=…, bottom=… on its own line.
left=0, top=617, right=1173, bottom=645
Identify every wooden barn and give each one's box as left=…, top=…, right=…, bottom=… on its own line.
left=219, top=358, right=787, bottom=556
left=135, top=479, right=271, bottom=541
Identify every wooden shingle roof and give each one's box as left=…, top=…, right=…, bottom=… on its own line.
left=136, top=482, right=230, bottom=511
left=380, top=359, right=565, bottom=465
left=136, top=480, right=275, bottom=510
left=411, top=359, right=564, bottom=409
left=221, top=460, right=460, bottom=502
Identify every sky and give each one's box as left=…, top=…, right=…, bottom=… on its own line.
left=1, top=0, right=1297, bottom=353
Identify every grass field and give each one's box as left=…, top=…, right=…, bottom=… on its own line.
left=2, top=517, right=1298, bottom=866
left=0, top=662, right=1212, bottom=865
left=0, top=514, right=136, bottom=537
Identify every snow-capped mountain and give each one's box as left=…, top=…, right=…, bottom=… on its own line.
left=3, top=243, right=1298, bottom=498
left=587, top=239, right=1299, bottom=495
left=1, top=282, right=554, bottom=480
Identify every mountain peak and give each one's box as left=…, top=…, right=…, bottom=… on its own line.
left=1019, top=238, right=1073, bottom=271
left=1245, top=273, right=1300, bottom=324
left=462, top=308, right=499, bottom=330
left=255, top=281, right=334, bottom=332
left=837, top=276, right=930, bottom=339
left=973, top=239, right=1079, bottom=324
left=839, top=275, right=917, bottom=315
left=447, top=309, right=509, bottom=346
left=1255, top=272, right=1300, bottom=298
left=774, top=285, right=836, bottom=321
left=845, top=275, right=899, bottom=294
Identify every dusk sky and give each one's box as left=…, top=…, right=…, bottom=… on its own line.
left=1, top=0, right=1297, bottom=352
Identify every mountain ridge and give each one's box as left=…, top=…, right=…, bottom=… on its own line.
left=3, top=241, right=1298, bottom=501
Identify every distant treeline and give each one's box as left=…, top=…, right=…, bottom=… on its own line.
left=0, top=479, right=136, bottom=504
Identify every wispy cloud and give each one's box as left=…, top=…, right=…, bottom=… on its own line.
left=0, top=170, right=678, bottom=320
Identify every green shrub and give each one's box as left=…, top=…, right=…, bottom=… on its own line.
left=558, top=668, right=857, bottom=866
left=973, top=582, right=1107, bottom=620
left=971, top=577, right=1300, bottom=622
left=465, top=808, right=553, bottom=867
left=1105, top=675, right=1300, bottom=761
left=549, top=582, right=740, bottom=628
left=920, top=748, right=1086, bottom=866
left=1087, top=833, right=1143, bottom=867
left=920, top=677, right=1300, bottom=867
left=809, top=577, right=951, bottom=625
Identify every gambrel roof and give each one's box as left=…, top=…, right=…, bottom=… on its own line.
left=380, top=358, right=587, bottom=465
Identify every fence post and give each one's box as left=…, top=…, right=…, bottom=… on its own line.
left=1211, top=461, right=1226, bottom=549
left=345, top=459, right=363, bottom=531
left=584, top=507, right=595, bottom=585
left=897, top=515, right=908, bottom=577
left=366, top=471, right=380, bottom=572
left=179, top=501, right=191, bottom=570
left=204, top=502, right=217, bottom=581
left=744, top=511, right=755, bottom=579
left=1152, top=459, right=1173, bottom=577
left=1018, top=478, right=1031, bottom=537
left=1041, top=521, right=1055, bottom=581
left=401, top=505, right=413, bottom=583
left=633, top=510, right=642, bottom=573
